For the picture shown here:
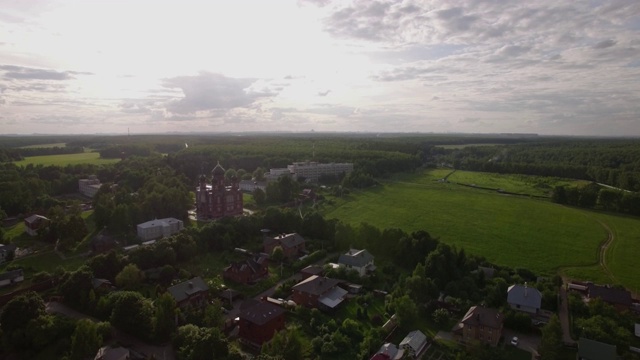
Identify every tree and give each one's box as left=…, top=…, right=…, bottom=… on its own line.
left=261, top=326, right=310, bottom=360
left=70, top=319, right=103, bottom=360
left=253, top=187, right=266, bottom=206
left=271, top=245, right=284, bottom=264
left=538, top=315, right=563, bottom=360
left=432, top=308, right=450, bottom=325
left=0, top=291, right=46, bottom=336
left=391, top=295, right=418, bottom=328
left=109, top=291, right=154, bottom=340
left=115, top=263, right=145, bottom=289
left=59, top=266, right=94, bottom=311
left=154, top=292, right=177, bottom=341
left=174, top=324, right=229, bottom=360
left=253, top=167, right=266, bottom=181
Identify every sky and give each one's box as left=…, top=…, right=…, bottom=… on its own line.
left=1, top=0, right=639, bottom=136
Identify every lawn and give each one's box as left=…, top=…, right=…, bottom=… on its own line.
left=446, top=170, right=589, bottom=197
left=323, top=169, right=640, bottom=286
left=13, top=152, right=120, bottom=166
left=322, top=170, right=608, bottom=276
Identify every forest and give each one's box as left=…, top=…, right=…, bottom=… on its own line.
left=1, top=133, right=639, bottom=360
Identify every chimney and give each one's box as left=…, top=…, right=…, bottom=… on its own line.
left=524, top=282, right=528, bottom=297
left=188, top=281, right=193, bottom=288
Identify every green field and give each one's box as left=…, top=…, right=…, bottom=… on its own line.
left=18, top=142, right=67, bottom=148
left=13, top=152, right=120, bottom=166
left=322, top=169, right=640, bottom=291
left=446, top=170, right=589, bottom=197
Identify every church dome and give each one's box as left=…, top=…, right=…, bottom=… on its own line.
left=211, top=162, right=226, bottom=176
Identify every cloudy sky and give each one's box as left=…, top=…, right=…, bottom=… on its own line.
left=1, top=0, right=639, bottom=136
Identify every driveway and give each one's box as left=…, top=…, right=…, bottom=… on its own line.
left=502, top=329, right=541, bottom=358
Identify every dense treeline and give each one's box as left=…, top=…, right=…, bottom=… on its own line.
left=551, top=184, right=640, bottom=216
left=440, top=139, right=640, bottom=191
left=169, top=143, right=420, bottom=183
left=0, top=162, right=114, bottom=215
left=0, top=146, right=85, bottom=162
left=92, top=156, right=192, bottom=234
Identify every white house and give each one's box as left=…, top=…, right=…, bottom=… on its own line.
left=507, top=283, right=542, bottom=314
left=337, top=249, right=375, bottom=277
left=399, top=330, right=428, bottom=358
left=0, top=269, right=24, bottom=288
left=78, top=175, right=102, bottom=197
left=136, top=218, right=184, bottom=241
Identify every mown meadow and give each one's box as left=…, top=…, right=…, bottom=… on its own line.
left=13, top=152, right=120, bottom=166
left=322, top=169, right=640, bottom=291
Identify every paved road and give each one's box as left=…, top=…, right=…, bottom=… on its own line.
left=46, top=302, right=176, bottom=360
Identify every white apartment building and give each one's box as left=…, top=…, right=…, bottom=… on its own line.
left=265, top=168, right=294, bottom=182
left=136, top=218, right=184, bottom=241
left=78, top=175, right=102, bottom=197
left=287, top=161, right=353, bottom=182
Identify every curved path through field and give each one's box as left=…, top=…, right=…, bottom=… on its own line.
left=558, top=213, right=616, bottom=284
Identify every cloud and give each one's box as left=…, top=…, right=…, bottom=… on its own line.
left=0, top=65, right=91, bottom=80
left=593, top=39, right=617, bottom=49
left=162, top=72, right=278, bottom=114
left=317, top=89, right=331, bottom=96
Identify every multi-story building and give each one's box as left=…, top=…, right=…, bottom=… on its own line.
left=263, top=233, right=306, bottom=260
left=223, top=254, right=269, bottom=284
left=196, top=162, right=243, bottom=219
left=291, top=275, right=347, bottom=311
left=136, top=217, right=183, bottom=241
left=238, top=301, right=286, bottom=347
left=287, top=161, right=353, bottom=182
left=453, top=305, right=504, bottom=346
left=168, top=277, right=209, bottom=308
left=78, top=175, right=102, bottom=197
left=338, top=249, right=375, bottom=277
left=265, top=168, right=293, bottom=182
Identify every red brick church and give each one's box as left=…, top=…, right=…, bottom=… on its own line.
left=196, top=162, right=243, bottom=219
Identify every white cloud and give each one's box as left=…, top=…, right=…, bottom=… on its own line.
left=0, top=0, right=639, bottom=135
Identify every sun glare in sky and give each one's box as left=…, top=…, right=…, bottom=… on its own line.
left=1, top=0, right=639, bottom=135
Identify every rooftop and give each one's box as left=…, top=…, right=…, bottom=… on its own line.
left=507, top=283, right=543, bottom=308
left=459, top=305, right=503, bottom=329
left=292, top=275, right=342, bottom=296
left=338, top=248, right=374, bottom=268
left=168, top=277, right=209, bottom=303
left=239, top=301, right=286, bottom=326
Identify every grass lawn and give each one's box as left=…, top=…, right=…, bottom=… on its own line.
left=446, top=170, right=589, bottom=197
left=13, top=152, right=120, bottom=166
left=1, top=250, right=86, bottom=276
left=323, top=170, right=605, bottom=276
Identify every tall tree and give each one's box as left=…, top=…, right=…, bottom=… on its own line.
left=154, top=292, right=177, bottom=342
left=69, top=319, right=103, bottom=360
left=538, top=315, right=563, bottom=360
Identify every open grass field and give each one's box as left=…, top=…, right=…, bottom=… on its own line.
left=322, top=169, right=640, bottom=291
left=13, top=152, right=120, bottom=166
left=18, top=142, right=67, bottom=148
left=446, top=170, right=590, bottom=197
